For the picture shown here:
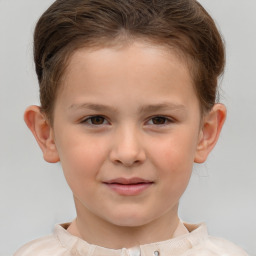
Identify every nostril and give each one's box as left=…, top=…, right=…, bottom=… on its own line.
left=109, top=142, right=146, bottom=167
left=113, top=158, right=142, bottom=167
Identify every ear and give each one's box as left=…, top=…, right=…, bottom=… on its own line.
left=194, top=104, right=227, bottom=163
left=24, top=105, right=60, bottom=163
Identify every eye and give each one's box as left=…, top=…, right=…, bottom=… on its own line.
left=147, top=116, right=173, bottom=125
left=82, top=116, right=108, bottom=126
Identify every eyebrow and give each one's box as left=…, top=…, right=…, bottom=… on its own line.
left=69, top=102, right=186, bottom=114
left=138, top=103, right=186, bottom=114
left=68, top=103, right=118, bottom=113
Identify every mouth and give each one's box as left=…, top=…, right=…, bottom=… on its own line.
left=103, top=177, right=154, bottom=196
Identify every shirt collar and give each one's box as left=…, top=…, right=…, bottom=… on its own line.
left=54, top=221, right=208, bottom=256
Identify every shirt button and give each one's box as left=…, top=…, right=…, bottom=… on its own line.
left=154, top=251, right=160, bottom=256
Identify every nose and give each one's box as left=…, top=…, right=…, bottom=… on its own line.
left=109, top=126, right=146, bottom=167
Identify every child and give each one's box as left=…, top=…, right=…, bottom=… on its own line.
left=14, top=0, right=248, bottom=255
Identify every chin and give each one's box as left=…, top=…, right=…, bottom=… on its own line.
left=105, top=211, right=156, bottom=228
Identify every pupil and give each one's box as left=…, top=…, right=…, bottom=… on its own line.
left=92, top=116, right=104, bottom=124
left=153, top=117, right=165, bottom=124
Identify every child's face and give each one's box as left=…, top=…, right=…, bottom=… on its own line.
left=51, top=42, right=203, bottom=227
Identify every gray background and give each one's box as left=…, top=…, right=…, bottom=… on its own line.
left=0, top=0, right=255, bottom=255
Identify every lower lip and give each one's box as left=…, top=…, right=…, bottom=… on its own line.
left=104, top=183, right=153, bottom=196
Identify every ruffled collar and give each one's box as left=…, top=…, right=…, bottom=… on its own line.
left=54, top=221, right=208, bottom=256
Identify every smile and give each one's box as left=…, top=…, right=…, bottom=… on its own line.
left=103, top=178, right=154, bottom=196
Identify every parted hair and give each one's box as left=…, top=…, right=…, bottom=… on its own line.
left=34, top=0, right=225, bottom=122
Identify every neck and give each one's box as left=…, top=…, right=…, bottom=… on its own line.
left=68, top=200, right=180, bottom=249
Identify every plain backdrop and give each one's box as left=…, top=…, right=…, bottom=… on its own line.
left=0, top=0, right=255, bottom=255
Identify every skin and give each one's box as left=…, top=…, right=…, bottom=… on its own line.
left=24, top=41, right=226, bottom=249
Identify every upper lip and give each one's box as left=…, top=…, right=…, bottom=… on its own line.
left=103, top=177, right=153, bottom=185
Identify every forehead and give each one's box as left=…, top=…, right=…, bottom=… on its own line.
left=64, top=40, right=192, bottom=84
left=55, top=41, right=199, bottom=113
left=64, top=37, right=191, bottom=73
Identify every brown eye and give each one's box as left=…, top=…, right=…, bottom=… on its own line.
left=83, top=116, right=107, bottom=125
left=151, top=116, right=168, bottom=125
left=90, top=116, right=105, bottom=125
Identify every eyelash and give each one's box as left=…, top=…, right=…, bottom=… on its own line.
left=81, top=115, right=109, bottom=126
left=80, top=115, right=174, bottom=127
left=147, top=116, right=174, bottom=126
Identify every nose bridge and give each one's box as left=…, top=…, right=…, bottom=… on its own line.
left=110, top=122, right=145, bottom=166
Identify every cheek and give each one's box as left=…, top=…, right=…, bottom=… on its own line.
left=150, top=132, right=197, bottom=171
left=148, top=131, right=198, bottom=193
left=55, top=134, right=108, bottom=188
left=155, top=146, right=193, bottom=203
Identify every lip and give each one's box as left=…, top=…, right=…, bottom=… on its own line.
left=103, top=177, right=154, bottom=196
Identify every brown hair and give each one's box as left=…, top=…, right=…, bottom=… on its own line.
left=34, top=0, right=225, bottom=122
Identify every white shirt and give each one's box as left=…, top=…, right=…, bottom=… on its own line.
left=14, top=222, right=248, bottom=256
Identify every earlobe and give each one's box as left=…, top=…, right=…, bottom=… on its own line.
left=194, top=104, right=227, bottom=163
left=24, top=106, right=60, bottom=163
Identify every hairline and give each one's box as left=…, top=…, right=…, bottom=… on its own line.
left=45, top=36, right=204, bottom=125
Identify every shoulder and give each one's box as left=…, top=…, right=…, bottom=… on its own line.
left=185, top=237, right=248, bottom=256
left=183, top=223, right=249, bottom=256
left=206, top=236, right=248, bottom=256
left=13, top=234, right=68, bottom=256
